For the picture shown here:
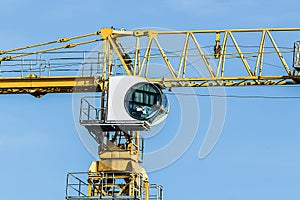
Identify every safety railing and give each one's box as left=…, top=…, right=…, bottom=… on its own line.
left=66, top=172, right=163, bottom=200
left=80, top=96, right=105, bottom=123
left=66, top=172, right=152, bottom=200
left=0, top=51, right=104, bottom=78
left=79, top=95, right=145, bottom=162
left=66, top=172, right=90, bottom=199
left=146, top=184, right=164, bottom=200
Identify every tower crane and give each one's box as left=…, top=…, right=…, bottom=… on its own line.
left=1, top=27, right=300, bottom=200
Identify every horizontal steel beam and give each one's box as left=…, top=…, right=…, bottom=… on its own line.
left=0, top=76, right=100, bottom=97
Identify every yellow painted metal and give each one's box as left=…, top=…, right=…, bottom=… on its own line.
left=0, top=76, right=97, bottom=88
left=2, top=27, right=300, bottom=199
left=107, top=36, right=133, bottom=76
left=1, top=27, right=299, bottom=96
left=266, top=31, right=291, bottom=75
left=87, top=160, right=148, bottom=198
left=82, top=127, right=149, bottom=199
left=254, top=31, right=266, bottom=77
left=0, top=32, right=96, bottom=55
left=134, top=37, right=140, bottom=76
left=177, top=33, right=189, bottom=78
left=191, top=33, right=216, bottom=78
left=228, top=32, right=254, bottom=77
left=217, top=31, right=228, bottom=78
left=144, top=181, right=149, bottom=200
left=0, top=40, right=100, bottom=62
left=99, top=28, right=113, bottom=39
left=152, top=37, right=178, bottom=78
left=153, top=27, right=300, bottom=34
left=0, top=76, right=100, bottom=96
left=140, top=36, right=153, bottom=77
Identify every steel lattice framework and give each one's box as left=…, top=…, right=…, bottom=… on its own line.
left=2, top=27, right=300, bottom=200
left=0, top=28, right=300, bottom=97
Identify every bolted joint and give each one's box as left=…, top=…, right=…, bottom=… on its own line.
left=56, top=38, right=71, bottom=43
left=97, top=28, right=113, bottom=39
left=64, top=43, right=77, bottom=48
left=133, top=30, right=148, bottom=37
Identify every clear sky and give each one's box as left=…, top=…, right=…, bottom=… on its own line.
left=1, top=0, right=300, bottom=199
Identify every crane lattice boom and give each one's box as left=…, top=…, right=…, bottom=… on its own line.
left=1, top=28, right=300, bottom=97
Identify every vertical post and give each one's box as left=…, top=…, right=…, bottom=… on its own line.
left=255, top=31, right=266, bottom=77
left=78, top=181, right=81, bottom=196
left=177, top=33, right=190, bottom=78
left=101, top=40, right=108, bottom=121
left=144, top=181, right=149, bottom=200
left=101, top=172, right=104, bottom=197
left=101, top=91, right=106, bottom=121
left=134, top=37, right=140, bottom=76
left=108, top=42, right=113, bottom=77
left=103, top=40, right=107, bottom=78
left=66, top=173, right=69, bottom=199
left=30, top=60, right=32, bottom=75
left=160, top=185, right=163, bottom=200
left=21, top=58, right=24, bottom=78
left=88, top=104, right=91, bottom=121
left=81, top=66, right=84, bottom=77
left=112, top=172, right=115, bottom=197
left=39, top=54, right=42, bottom=77
left=87, top=178, right=92, bottom=196
left=97, top=52, right=101, bottom=76
left=136, top=131, right=140, bottom=158
left=48, top=62, right=51, bottom=77
left=140, top=37, right=153, bottom=77
left=216, top=31, right=228, bottom=79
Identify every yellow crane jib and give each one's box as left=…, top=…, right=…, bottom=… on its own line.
left=0, top=27, right=300, bottom=97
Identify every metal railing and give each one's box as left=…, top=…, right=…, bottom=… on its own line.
left=80, top=96, right=105, bottom=123
left=148, top=184, right=163, bottom=200
left=66, top=172, right=152, bottom=200
left=0, top=46, right=134, bottom=78
left=66, top=172, right=89, bottom=199
left=0, top=51, right=104, bottom=78
left=66, top=172, right=163, bottom=200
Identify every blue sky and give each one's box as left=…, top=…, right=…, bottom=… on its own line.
left=1, top=0, right=300, bottom=199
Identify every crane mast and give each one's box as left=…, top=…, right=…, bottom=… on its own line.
left=1, top=27, right=300, bottom=200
